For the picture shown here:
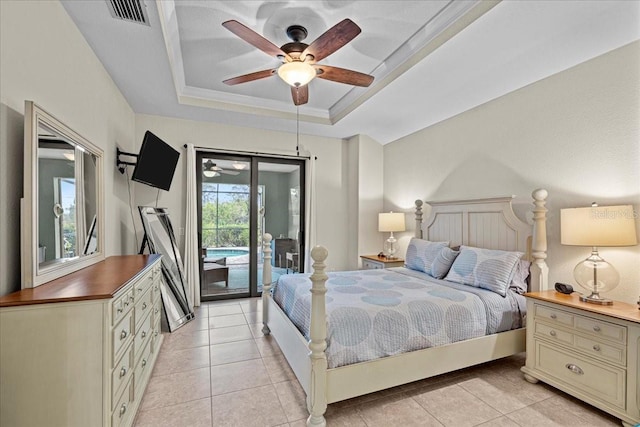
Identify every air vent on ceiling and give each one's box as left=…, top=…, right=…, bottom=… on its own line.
left=106, top=0, right=150, bottom=26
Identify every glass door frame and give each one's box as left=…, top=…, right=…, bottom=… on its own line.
left=196, top=151, right=305, bottom=301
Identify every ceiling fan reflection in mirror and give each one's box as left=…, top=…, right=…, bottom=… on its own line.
left=203, top=160, right=241, bottom=177
left=222, top=18, right=374, bottom=106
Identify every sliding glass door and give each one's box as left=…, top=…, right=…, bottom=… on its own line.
left=197, top=152, right=304, bottom=301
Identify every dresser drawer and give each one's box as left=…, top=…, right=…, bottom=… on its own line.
left=534, top=321, right=574, bottom=346
left=575, top=315, right=626, bottom=343
left=111, top=346, right=133, bottom=407
left=134, top=270, right=155, bottom=298
left=535, top=341, right=626, bottom=409
left=134, top=310, right=153, bottom=361
left=575, top=335, right=626, bottom=366
left=111, top=381, right=133, bottom=427
left=112, top=289, right=134, bottom=327
left=133, top=338, right=154, bottom=402
left=134, top=286, right=153, bottom=332
left=535, top=304, right=573, bottom=327
left=112, top=311, right=133, bottom=363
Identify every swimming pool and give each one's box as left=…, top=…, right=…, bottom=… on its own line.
left=206, top=248, right=249, bottom=259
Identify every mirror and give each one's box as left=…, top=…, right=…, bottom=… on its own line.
left=22, top=101, right=104, bottom=288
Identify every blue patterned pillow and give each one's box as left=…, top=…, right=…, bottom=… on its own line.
left=444, top=246, right=523, bottom=297
left=430, top=247, right=460, bottom=279
left=405, top=238, right=449, bottom=276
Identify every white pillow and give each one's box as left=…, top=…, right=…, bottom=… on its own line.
left=445, top=246, right=523, bottom=297
left=405, top=238, right=449, bottom=276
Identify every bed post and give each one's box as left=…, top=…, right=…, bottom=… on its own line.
left=307, top=246, right=328, bottom=427
left=415, top=200, right=424, bottom=239
left=262, top=233, right=272, bottom=335
left=530, top=189, right=549, bottom=291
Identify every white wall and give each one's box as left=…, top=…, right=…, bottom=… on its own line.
left=384, top=41, right=640, bottom=304
left=133, top=114, right=351, bottom=271
left=0, top=0, right=136, bottom=295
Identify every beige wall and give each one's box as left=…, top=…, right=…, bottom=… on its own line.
left=0, top=0, right=136, bottom=295
left=384, top=41, right=640, bottom=304
left=133, top=114, right=351, bottom=271
left=346, top=135, right=384, bottom=269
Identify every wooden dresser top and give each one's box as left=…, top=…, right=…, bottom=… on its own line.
left=526, top=290, right=640, bottom=324
left=0, top=255, right=161, bottom=307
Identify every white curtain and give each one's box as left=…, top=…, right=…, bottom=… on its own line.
left=184, top=144, right=200, bottom=307
left=304, top=156, right=317, bottom=272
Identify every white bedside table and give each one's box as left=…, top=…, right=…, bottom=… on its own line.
left=360, top=255, right=404, bottom=270
left=521, top=290, right=640, bottom=427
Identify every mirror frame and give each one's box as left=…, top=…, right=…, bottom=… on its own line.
left=22, top=101, right=105, bottom=288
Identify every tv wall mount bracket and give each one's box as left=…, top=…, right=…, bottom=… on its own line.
left=116, top=148, right=138, bottom=174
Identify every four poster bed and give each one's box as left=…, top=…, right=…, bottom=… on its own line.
left=261, top=189, right=549, bottom=427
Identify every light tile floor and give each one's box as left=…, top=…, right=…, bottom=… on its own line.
left=134, top=298, right=621, bottom=427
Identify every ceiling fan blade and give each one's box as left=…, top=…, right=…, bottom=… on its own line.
left=291, top=85, right=309, bottom=106
left=223, top=68, right=277, bottom=85
left=222, top=20, right=291, bottom=61
left=315, top=65, right=374, bottom=87
left=219, top=170, right=240, bottom=176
left=302, top=19, right=361, bottom=62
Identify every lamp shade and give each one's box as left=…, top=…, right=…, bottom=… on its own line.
left=378, top=212, right=406, bottom=233
left=561, top=205, right=637, bottom=247
left=277, top=61, right=316, bottom=87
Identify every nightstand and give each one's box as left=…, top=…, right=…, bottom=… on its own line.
left=521, top=291, right=640, bottom=427
left=360, top=255, right=404, bottom=270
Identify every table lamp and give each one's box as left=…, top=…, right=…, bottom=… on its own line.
left=378, top=212, right=405, bottom=259
left=561, top=204, right=637, bottom=305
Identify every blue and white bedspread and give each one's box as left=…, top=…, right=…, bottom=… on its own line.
left=272, top=267, right=526, bottom=369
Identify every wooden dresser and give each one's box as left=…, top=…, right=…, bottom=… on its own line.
left=521, top=291, right=640, bottom=427
left=0, top=255, right=164, bottom=427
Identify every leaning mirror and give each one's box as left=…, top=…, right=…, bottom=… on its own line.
left=22, top=101, right=104, bottom=288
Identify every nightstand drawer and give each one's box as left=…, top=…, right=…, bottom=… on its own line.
left=534, top=321, right=573, bottom=345
left=362, top=259, right=383, bottom=269
left=535, top=304, right=573, bottom=327
left=536, top=342, right=625, bottom=409
left=575, top=316, right=626, bottom=343
left=574, top=335, right=626, bottom=365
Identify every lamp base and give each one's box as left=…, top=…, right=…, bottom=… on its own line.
left=579, top=293, right=613, bottom=305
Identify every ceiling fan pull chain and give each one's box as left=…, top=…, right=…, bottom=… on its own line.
left=296, top=105, right=300, bottom=157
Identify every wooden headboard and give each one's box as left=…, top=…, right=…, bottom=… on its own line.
left=414, top=189, right=549, bottom=292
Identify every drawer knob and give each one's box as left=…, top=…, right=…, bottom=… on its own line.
left=142, top=358, right=147, bottom=368
left=565, top=363, right=584, bottom=375
left=119, top=366, right=127, bottom=378
left=549, top=330, right=557, bottom=337
left=141, top=331, right=147, bottom=338
left=138, top=287, right=143, bottom=292
left=593, top=344, right=601, bottom=352
left=117, top=307, right=123, bottom=314
left=155, top=308, right=159, bottom=314
left=124, top=301, right=129, bottom=307
left=120, top=330, right=128, bottom=340
left=142, top=302, right=147, bottom=310
left=550, top=313, right=557, bottom=320
left=119, top=403, right=127, bottom=417
left=593, top=325, right=601, bottom=332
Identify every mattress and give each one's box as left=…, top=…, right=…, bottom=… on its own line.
left=272, top=267, right=526, bottom=369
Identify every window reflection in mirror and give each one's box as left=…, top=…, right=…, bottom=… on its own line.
left=22, top=101, right=104, bottom=288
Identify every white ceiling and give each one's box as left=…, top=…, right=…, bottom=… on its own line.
left=61, top=0, right=640, bottom=145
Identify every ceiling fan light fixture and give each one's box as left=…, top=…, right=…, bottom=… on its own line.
left=203, top=170, right=220, bottom=177
left=278, top=61, right=316, bottom=87
left=232, top=162, right=247, bottom=170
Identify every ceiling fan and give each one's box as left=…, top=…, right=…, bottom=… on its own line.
left=222, top=18, right=374, bottom=106
left=202, top=160, right=241, bottom=177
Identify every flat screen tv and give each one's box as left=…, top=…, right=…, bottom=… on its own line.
left=131, top=131, right=180, bottom=191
